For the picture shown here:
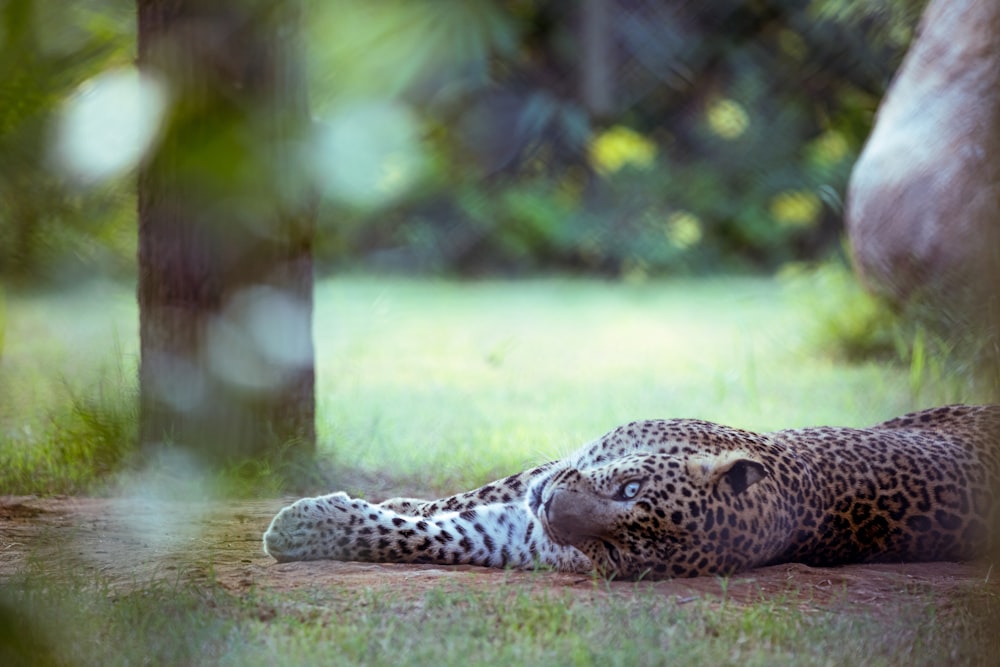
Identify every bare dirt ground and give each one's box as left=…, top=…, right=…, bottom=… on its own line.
left=1, top=494, right=996, bottom=616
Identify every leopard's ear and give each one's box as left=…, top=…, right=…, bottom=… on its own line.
left=687, top=451, right=767, bottom=495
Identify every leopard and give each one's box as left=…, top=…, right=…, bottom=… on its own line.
left=263, top=404, right=1000, bottom=579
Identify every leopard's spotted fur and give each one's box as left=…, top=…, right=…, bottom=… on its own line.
left=264, top=405, right=1000, bottom=579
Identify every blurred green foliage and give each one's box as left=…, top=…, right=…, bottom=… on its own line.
left=0, top=0, right=135, bottom=283
left=309, top=0, right=925, bottom=276
left=0, top=0, right=928, bottom=281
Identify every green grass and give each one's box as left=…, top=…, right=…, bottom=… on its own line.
left=0, top=274, right=983, bottom=495
left=313, top=274, right=974, bottom=491
left=1, top=274, right=996, bottom=666
left=2, top=571, right=997, bottom=667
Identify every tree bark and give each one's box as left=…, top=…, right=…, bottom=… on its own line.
left=845, top=0, right=1000, bottom=393
left=136, top=0, right=315, bottom=466
left=846, top=0, right=1000, bottom=314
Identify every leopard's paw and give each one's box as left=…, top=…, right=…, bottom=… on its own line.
left=263, top=492, right=358, bottom=562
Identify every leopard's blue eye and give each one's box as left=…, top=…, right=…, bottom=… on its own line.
left=620, top=480, right=642, bottom=499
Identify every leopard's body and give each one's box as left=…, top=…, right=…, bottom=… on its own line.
left=264, top=405, right=1000, bottom=579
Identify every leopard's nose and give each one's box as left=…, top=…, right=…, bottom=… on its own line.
left=545, top=488, right=612, bottom=545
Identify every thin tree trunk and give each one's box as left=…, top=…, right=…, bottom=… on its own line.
left=136, top=0, right=315, bottom=467
left=580, top=0, right=614, bottom=119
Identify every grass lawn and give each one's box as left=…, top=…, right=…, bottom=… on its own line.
left=3, top=273, right=967, bottom=491
left=313, top=274, right=963, bottom=492
left=1, top=274, right=994, bottom=666
left=0, top=276, right=935, bottom=493
left=3, top=568, right=996, bottom=667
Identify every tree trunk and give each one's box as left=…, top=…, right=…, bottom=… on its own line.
left=136, top=0, right=315, bottom=467
left=579, top=0, right=615, bottom=119
left=845, top=0, right=1000, bottom=393
left=846, top=0, right=1000, bottom=314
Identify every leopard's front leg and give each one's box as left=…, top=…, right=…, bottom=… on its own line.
left=263, top=491, right=590, bottom=572
left=377, top=463, right=557, bottom=517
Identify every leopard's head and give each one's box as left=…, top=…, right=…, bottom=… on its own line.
left=528, top=450, right=771, bottom=578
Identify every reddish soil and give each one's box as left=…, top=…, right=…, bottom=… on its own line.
left=1, top=494, right=996, bottom=615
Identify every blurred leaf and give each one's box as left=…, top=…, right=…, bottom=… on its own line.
left=307, top=0, right=518, bottom=107
left=811, top=0, right=926, bottom=48
left=0, top=0, right=133, bottom=282
left=516, top=92, right=559, bottom=140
